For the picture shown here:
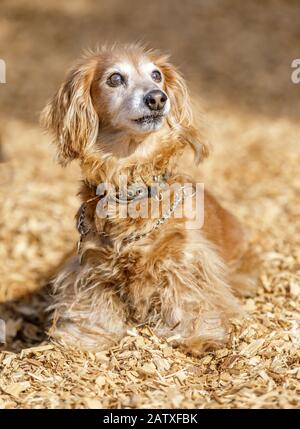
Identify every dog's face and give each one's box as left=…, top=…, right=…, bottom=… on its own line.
left=41, top=44, right=205, bottom=164
left=91, top=54, right=170, bottom=134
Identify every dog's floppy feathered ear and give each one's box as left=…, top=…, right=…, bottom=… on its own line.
left=152, top=53, right=209, bottom=163
left=41, top=57, right=99, bottom=165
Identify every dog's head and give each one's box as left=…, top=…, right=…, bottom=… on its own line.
left=41, top=44, right=207, bottom=165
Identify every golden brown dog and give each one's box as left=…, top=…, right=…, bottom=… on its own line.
left=41, top=44, right=251, bottom=354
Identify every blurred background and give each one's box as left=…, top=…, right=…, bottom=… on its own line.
left=1, top=0, right=300, bottom=122
left=0, top=0, right=299, bottom=300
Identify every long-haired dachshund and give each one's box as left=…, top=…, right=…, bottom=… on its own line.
left=41, top=44, right=252, bottom=354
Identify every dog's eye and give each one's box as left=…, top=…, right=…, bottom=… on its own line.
left=107, top=73, right=124, bottom=87
left=151, top=70, right=162, bottom=82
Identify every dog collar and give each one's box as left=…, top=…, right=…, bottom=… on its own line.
left=77, top=172, right=172, bottom=255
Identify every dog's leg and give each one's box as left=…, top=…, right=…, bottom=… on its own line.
left=156, top=280, right=229, bottom=355
left=227, top=248, right=258, bottom=298
left=48, top=256, right=128, bottom=351
left=154, top=239, right=244, bottom=356
left=203, top=191, right=257, bottom=297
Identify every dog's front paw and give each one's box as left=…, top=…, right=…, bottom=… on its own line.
left=178, top=312, right=228, bottom=356
left=49, top=321, right=121, bottom=351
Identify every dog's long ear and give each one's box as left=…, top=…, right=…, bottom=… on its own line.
left=154, top=54, right=209, bottom=163
left=41, top=58, right=99, bottom=165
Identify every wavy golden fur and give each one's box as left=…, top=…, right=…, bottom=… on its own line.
left=41, top=44, right=252, bottom=354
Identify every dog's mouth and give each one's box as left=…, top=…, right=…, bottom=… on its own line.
left=133, top=113, right=164, bottom=125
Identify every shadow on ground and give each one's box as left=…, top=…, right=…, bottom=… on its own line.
left=0, top=250, right=74, bottom=352
left=0, top=288, right=50, bottom=353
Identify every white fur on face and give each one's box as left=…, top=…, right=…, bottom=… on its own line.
left=100, top=59, right=170, bottom=134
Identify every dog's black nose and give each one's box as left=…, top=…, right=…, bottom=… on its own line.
left=144, top=90, right=167, bottom=111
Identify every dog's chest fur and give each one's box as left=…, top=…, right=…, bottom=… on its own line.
left=79, top=207, right=189, bottom=323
